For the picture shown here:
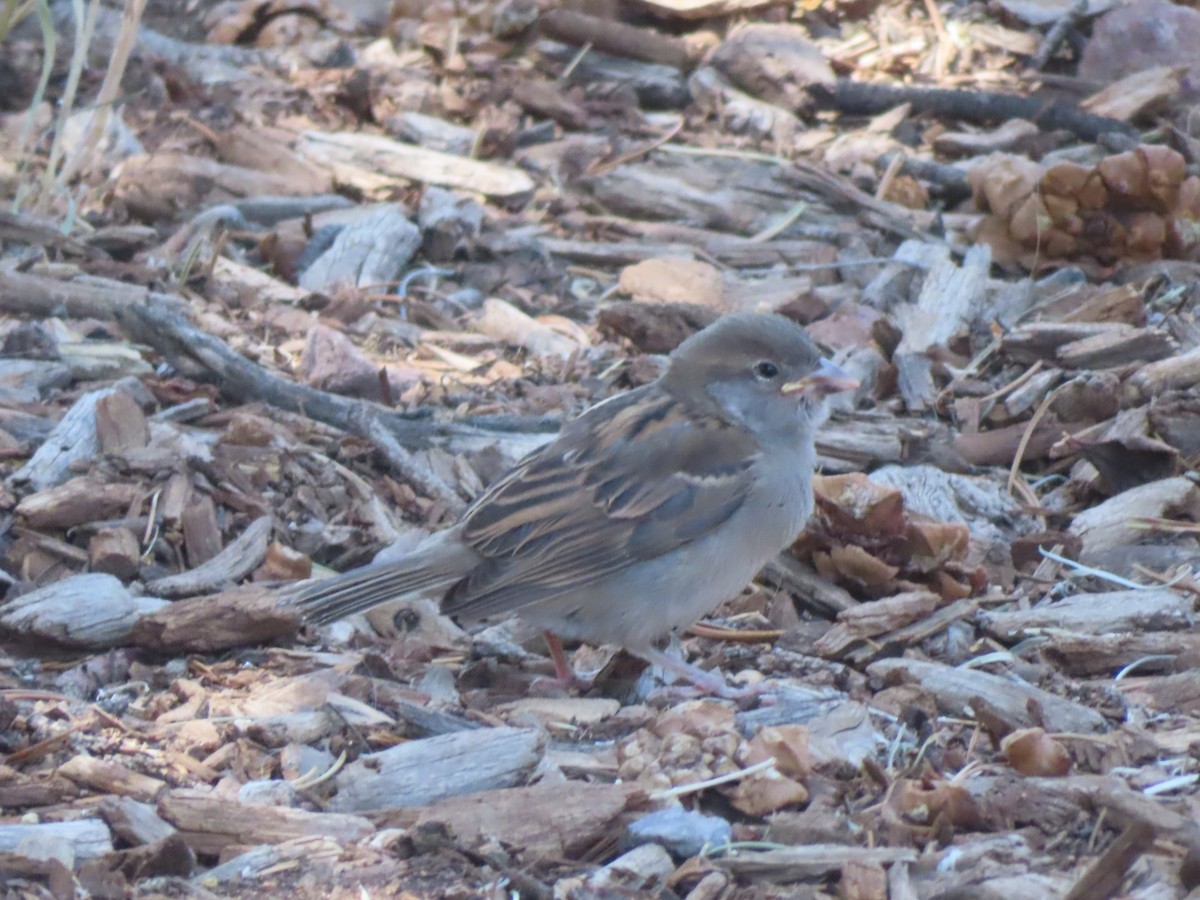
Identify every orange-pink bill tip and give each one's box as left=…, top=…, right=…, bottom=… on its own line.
left=781, top=358, right=859, bottom=395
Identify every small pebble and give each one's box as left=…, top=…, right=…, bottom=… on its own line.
left=237, top=779, right=298, bottom=807
left=626, top=807, right=732, bottom=859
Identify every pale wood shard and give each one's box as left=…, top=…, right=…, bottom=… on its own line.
left=10, top=389, right=115, bottom=492
left=56, top=340, right=154, bottom=381
left=59, top=754, right=168, bottom=803
left=862, top=239, right=942, bottom=311
left=868, top=463, right=1034, bottom=541
left=628, top=0, right=779, bottom=20
left=208, top=256, right=312, bottom=306
left=1119, top=670, right=1200, bottom=714
left=1001, top=321, right=1129, bottom=363
left=98, top=797, right=178, bottom=846
left=868, top=657, right=1107, bottom=733
left=1037, top=629, right=1200, bottom=676
left=494, top=696, right=622, bottom=728
left=95, top=390, right=150, bottom=454
left=418, top=186, right=484, bottom=262
left=1067, top=476, right=1200, bottom=561
left=710, top=23, right=834, bottom=109
left=472, top=298, right=586, bottom=359
left=0, top=359, right=71, bottom=405
left=893, top=244, right=991, bottom=410
left=128, top=583, right=302, bottom=653
left=689, top=65, right=801, bottom=144
left=580, top=152, right=841, bottom=236
left=933, top=119, right=1041, bottom=156
left=194, top=836, right=353, bottom=886
left=579, top=844, right=675, bottom=895
left=181, top=495, right=222, bottom=567
left=113, top=153, right=300, bottom=220
left=297, top=204, right=421, bottom=292
left=964, top=773, right=1191, bottom=836
left=88, top=526, right=141, bottom=580
left=0, top=572, right=168, bottom=648
left=157, top=789, right=373, bottom=857
left=761, top=555, right=858, bottom=616
left=544, top=231, right=841, bottom=269
left=991, top=368, right=1060, bottom=421
left=813, top=591, right=943, bottom=657
left=815, top=416, right=965, bottom=470
left=978, top=589, right=1193, bottom=640
left=711, top=844, right=918, bottom=881
left=903, top=847, right=1071, bottom=899
left=214, top=125, right=334, bottom=194
left=824, top=597, right=980, bottom=668
left=618, top=257, right=727, bottom=309
left=0, top=268, right=184, bottom=321
left=296, top=131, right=535, bottom=199
left=16, top=477, right=142, bottom=530
left=381, top=782, right=643, bottom=860
left=888, top=861, right=919, bottom=900
left=1124, top=345, right=1200, bottom=402
left=145, top=515, right=273, bottom=598
left=0, top=819, right=113, bottom=862
left=1081, top=65, right=1185, bottom=121
left=386, top=111, right=477, bottom=155
left=157, top=471, right=192, bottom=529
left=1056, top=326, right=1176, bottom=368
left=329, top=727, right=546, bottom=812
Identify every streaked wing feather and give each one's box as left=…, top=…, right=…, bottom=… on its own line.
left=442, top=386, right=758, bottom=620
left=290, top=556, right=464, bottom=624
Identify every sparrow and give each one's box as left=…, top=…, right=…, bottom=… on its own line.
left=289, top=313, right=857, bottom=696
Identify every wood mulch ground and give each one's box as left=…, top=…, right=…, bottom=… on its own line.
left=2, top=0, right=1200, bottom=897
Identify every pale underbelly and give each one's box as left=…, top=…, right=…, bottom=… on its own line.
left=518, top=480, right=812, bottom=650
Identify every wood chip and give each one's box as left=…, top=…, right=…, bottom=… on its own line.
left=158, top=789, right=372, bottom=856
left=329, top=727, right=546, bottom=812
left=868, top=658, right=1107, bottom=733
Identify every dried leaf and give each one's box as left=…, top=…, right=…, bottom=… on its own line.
left=1001, top=727, right=1072, bottom=777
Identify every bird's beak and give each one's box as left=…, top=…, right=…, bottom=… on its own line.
left=781, top=358, right=859, bottom=396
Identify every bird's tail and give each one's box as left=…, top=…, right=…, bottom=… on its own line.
left=286, top=542, right=470, bottom=625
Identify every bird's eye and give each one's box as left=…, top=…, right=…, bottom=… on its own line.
left=754, top=360, right=779, bottom=379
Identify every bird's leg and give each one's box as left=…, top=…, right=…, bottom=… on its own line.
left=529, top=631, right=594, bottom=693
left=543, top=630, right=574, bottom=682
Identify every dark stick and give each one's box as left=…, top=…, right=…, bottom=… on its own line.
left=1062, top=822, right=1155, bottom=900
left=878, top=153, right=972, bottom=204
left=1029, top=0, right=1089, bottom=72
left=811, top=80, right=1140, bottom=144
left=114, top=300, right=560, bottom=458
left=539, top=9, right=693, bottom=71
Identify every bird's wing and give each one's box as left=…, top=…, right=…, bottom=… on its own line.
left=442, top=385, right=760, bottom=620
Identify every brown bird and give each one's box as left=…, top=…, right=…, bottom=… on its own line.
left=290, top=313, right=857, bottom=696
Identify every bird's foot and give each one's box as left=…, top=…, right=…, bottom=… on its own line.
left=636, top=647, right=769, bottom=702
left=528, top=671, right=595, bottom=696
left=527, top=630, right=596, bottom=695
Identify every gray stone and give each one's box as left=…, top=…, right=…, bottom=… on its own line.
left=626, top=807, right=732, bottom=859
